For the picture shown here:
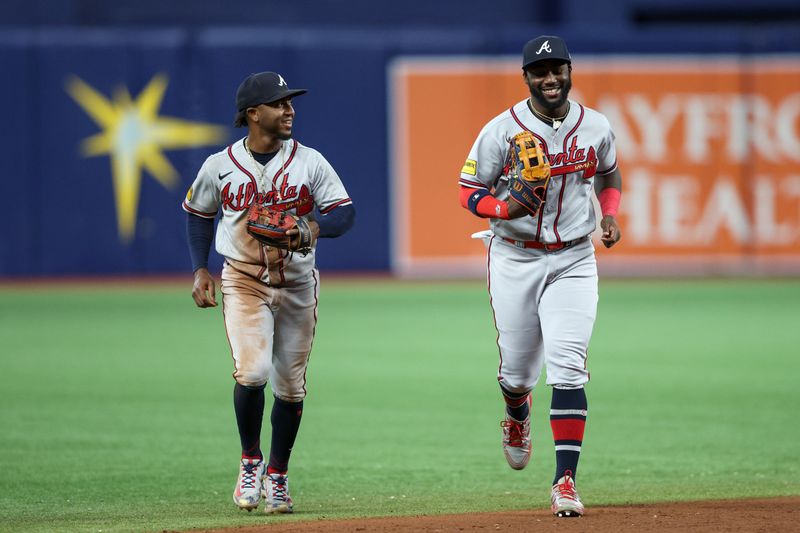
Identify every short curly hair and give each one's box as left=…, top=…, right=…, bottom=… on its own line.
left=233, top=109, right=247, bottom=128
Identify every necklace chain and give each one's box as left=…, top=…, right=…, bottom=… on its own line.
left=244, top=138, right=286, bottom=197
left=529, top=99, right=570, bottom=129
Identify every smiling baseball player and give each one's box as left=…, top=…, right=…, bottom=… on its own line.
left=183, top=71, right=355, bottom=514
left=458, top=36, right=622, bottom=517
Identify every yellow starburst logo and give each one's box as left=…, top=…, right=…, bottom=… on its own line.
left=66, top=74, right=228, bottom=242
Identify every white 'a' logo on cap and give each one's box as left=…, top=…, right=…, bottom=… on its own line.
left=278, top=75, right=287, bottom=87
left=537, top=40, right=552, bottom=54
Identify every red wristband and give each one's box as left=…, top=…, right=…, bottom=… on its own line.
left=598, top=187, right=621, bottom=217
left=476, top=195, right=509, bottom=219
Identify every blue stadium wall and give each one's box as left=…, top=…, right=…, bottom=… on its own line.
left=1, top=0, right=798, bottom=276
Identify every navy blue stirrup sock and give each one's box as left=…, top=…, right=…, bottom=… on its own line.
left=233, top=383, right=266, bottom=459
left=550, top=387, right=587, bottom=484
left=268, top=396, right=304, bottom=474
left=500, top=384, right=530, bottom=421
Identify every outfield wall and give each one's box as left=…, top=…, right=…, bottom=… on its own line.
left=391, top=56, right=800, bottom=277
left=1, top=25, right=799, bottom=277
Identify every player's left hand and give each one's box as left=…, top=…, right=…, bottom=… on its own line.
left=507, top=132, right=550, bottom=217
left=286, top=219, right=320, bottom=250
left=600, top=215, right=621, bottom=248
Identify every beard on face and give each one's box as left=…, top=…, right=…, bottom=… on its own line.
left=530, top=76, right=572, bottom=112
left=265, top=121, right=293, bottom=140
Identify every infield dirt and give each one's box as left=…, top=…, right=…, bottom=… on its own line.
left=198, top=496, right=799, bottom=532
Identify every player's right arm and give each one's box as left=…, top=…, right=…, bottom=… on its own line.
left=458, top=185, right=528, bottom=219
left=188, top=215, right=217, bottom=308
left=182, top=157, right=221, bottom=308
left=458, top=122, right=528, bottom=220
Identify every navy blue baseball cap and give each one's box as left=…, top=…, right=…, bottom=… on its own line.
left=522, top=36, right=571, bottom=69
left=235, top=72, right=307, bottom=111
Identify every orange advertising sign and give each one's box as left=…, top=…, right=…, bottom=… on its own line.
left=390, top=57, right=800, bottom=276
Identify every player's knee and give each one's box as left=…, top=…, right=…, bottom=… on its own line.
left=234, top=362, right=270, bottom=388
left=552, top=382, right=585, bottom=390
left=547, top=366, right=589, bottom=388
left=269, top=372, right=307, bottom=402
left=273, top=391, right=306, bottom=403
left=499, top=381, right=533, bottom=396
left=235, top=375, right=268, bottom=388
left=499, top=373, right=540, bottom=393
left=271, top=382, right=306, bottom=402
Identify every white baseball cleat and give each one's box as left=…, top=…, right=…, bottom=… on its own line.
left=551, top=472, right=584, bottom=517
left=232, top=457, right=265, bottom=511
left=500, top=396, right=532, bottom=470
left=263, top=473, right=294, bottom=514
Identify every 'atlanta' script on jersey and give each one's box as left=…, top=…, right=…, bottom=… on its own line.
left=543, top=137, right=597, bottom=178
left=506, top=136, right=597, bottom=179
left=221, top=174, right=314, bottom=215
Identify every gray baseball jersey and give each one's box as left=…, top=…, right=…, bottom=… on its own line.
left=459, top=98, right=617, bottom=243
left=183, top=138, right=352, bottom=285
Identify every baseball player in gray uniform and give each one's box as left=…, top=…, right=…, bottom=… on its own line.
left=183, top=72, right=354, bottom=514
left=458, top=36, right=622, bottom=517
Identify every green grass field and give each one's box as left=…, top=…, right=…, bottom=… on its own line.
left=1, top=279, right=799, bottom=532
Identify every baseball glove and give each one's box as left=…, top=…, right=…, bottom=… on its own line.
left=246, top=204, right=314, bottom=255
left=507, top=131, right=551, bottom=216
